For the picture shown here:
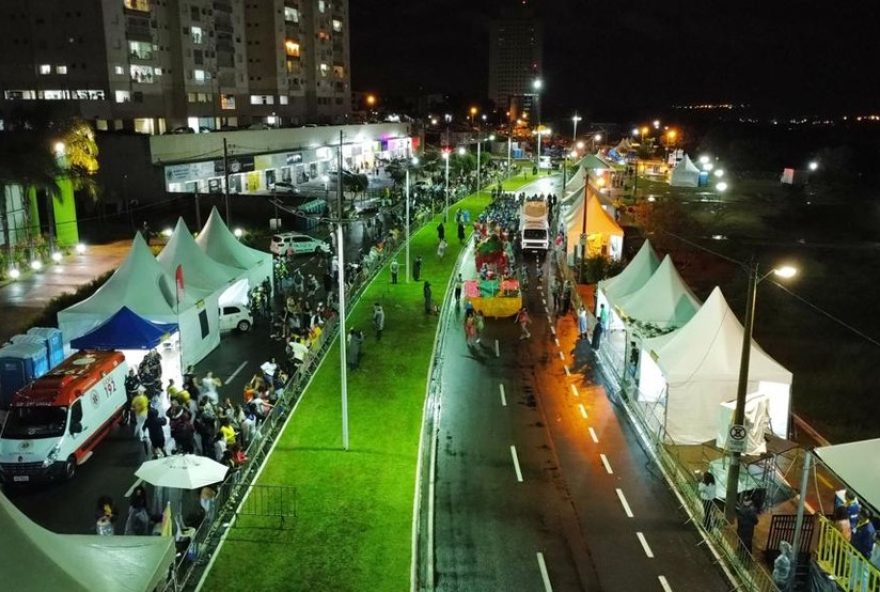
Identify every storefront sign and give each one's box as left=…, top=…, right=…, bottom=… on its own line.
left=165, top=161, right=219, bottom=184
left=286, top=152, right=303, bottom=164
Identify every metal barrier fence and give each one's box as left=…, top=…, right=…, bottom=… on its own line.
left=816, top=516, right=880, bottom=592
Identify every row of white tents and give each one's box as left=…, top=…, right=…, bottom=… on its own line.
left=596, top=240, right=793, bottom=449
left=58, top=208, right=272, bottom=369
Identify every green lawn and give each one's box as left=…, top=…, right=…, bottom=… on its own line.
left=204, top=177, right=535, bottom=592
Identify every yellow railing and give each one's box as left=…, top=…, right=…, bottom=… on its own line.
left=816, top=516, right=880, bottom=592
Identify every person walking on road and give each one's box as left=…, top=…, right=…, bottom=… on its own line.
left=735, top=497, right=759, bottom=553
left=591, top=306, right=606, bottom=350
left=437, top=222, right=445, bottom=242
left=699, top=471, right=717, bottom=530
left=390, top=259, right=399, bottom=284
left=372, top=303, right=385, bottom=341
left=515, top=307, right=532, bottom=339
left=346, top=328, right=364, bottom=369
left=201, top=371, right=221, bottom=405
left=457, top=222, right=466, bottom=244
left=437, top=238, right=448, bottom=258
left=475, top=310, right=485, bottom=344
left=464, top=312, right=477, bottom=346
left=453, top=274, right=463, bottom=307
left=413, top=256, right=423, bottom=281
left=423, top=281, right=432, bottom=314
left=577, top=306, right=589, bottom=340
left=131, top=386, right=150, bottom=441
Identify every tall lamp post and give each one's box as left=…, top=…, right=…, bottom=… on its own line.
left=572, top=113, right=582, bottom=144
left=334, top=130, right=350, bottom=450
left=405, top=153, right=419, bottom=282
left=442, top=149, right=450, bottom=221
left=532, top=78, right=543, bottom=167
left=724, top=262, right=798, bottom=519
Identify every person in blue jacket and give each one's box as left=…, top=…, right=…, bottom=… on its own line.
left=852, top=510, right=876, bottom=559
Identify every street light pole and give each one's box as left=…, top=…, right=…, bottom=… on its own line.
left=725, top=260, right=758, bottom=519
left=405, top=165, right=411, bottom=283
left=336, top=130, right=349, bottom=451
left=223, top=137, right=231, bottom=224
left=444, top=151, right=450, bottom=221
left=476, top=128, right=482, bottom=193
left=572, top=113, right=582, bottom=143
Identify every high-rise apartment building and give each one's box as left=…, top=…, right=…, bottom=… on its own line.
left=0, top=0, right=351, bottom=134
left=488, top=16, right=543, bottom=120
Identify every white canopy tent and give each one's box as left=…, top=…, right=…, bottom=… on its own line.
left=564, top=167, right=585, bottom=195
left=638, top=287, right=792, bottom=445
left=564, top=192, right=623, bottom=262
left=596, top=240, right=661, bottom=331
left=58, top=233, right=220, bottom=369
left=158, top=218, right=248, bottom=308
left=196, top=207, right=273, bottom=290
left=670, top=154, right=701, bottom=187
left=715, top=391, right=773, bottom=456
left=615, top=255, right=701, bottom=330
left=1, top=492, right=174, bottom=592
left=815, top=439, right=880, bottom=513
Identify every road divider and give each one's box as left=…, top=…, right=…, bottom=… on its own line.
left=636, top=532, right=654, bottom=558
left=600, top=453, right=614, bottom=475
left=536, top=552, right=553, bottom=592
left=616, top=488, right=634, bottom=518
left=510, top=445, right=524, bottom=482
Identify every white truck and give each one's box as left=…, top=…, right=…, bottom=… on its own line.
left=520, top=198, right=550, bottom=250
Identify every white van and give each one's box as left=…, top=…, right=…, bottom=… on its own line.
left=0, top=350, right=128, bottom=483
left=219, top=305, right=253, bottom=332
left=269, top=232, right=331, bottom=256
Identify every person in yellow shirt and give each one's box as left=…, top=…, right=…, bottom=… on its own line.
left=130, top=387, right=150, bottom=441
left=219, top=418, right=237, bottom=446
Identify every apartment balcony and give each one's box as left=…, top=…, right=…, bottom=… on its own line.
left=125, top=17, right=153, bottom=42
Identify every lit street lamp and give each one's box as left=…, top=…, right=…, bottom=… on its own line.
left=532, top=78, right=543, bottom=167
left=808, top=161, right=819, bottom=171
left=442, top=149, right=450, bottom=221
left=572, top=113, right=582, bottom=143
left=716, top=181, right=729, bottom=192
left=724, top=262, right=798, bottom=520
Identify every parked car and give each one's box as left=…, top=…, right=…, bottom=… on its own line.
left=218, top=305, right=253, bottom=332
left=269, top=232, right=331, bottom=256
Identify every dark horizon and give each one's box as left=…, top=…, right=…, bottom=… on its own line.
left=350, top=1, right=879, bottom=121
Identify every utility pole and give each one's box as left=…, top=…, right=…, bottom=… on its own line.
left=336, top=130, right=349, bottom=451
left=725, top=260, right=758, bottom=520
left=223, top=137, right=231, bottom=223
left=444, top=151, right=450, bottom=222
left=405, top=150, right=411, bottom=283
left=580, top=185, right=589, bottom=281
left=476, top=126, right=482, bottom=193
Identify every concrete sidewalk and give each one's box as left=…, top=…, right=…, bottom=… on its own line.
left=0, top=241, right=130, bottom=343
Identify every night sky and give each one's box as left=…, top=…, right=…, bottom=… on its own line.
left=350, top=1, right=879, bottom=120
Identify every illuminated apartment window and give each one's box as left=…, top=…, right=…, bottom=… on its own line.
left=124, top=0, right=151, bottom=12
left=279, top=95, right=288, bottom=105
left=318, top=1, right=326, bottom=13
left=284, top=40, right=300, bottom=57
left=193, top=69, right=206, bottom=83
left=115, top=90, right=131, bottom=103
left=333, top=65, right=344, bottom=78
left=332, top=19, right=342, bottom=32
left=56, top=65, right=68, bottom=75
left=319, top=63, right=329, bottom=77
left=130, top=64, right=155, bottom=84
left=191, top=26, right=203, bottom=44
left=39, top=64, right=51, bottom=75
left=249, top=95, right=274, bottom=105
left=129, top=40, right=154, bottom=60
left=284, top=7, right=299, bottom=23
left=221, top=95, right=236, bottom=110
left=114, top=66, right=124, bottom=75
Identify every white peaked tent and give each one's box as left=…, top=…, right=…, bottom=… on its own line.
left=565, top=192, right=623, bottom=262
left=564, top=167, right=585, bottom=195
left=615, top=255, right=701, bottom=329
left=638, top=287, right=792, bottom=445
left=815, top=439, right=880, bottom=513
left=58, top=232, right=220, bottom=368
left=670, top=154, right=701, bottom=187
left=1, top=492, right=174, bottom=592
left=597, top=240, right=661, bottom=330
left=196, top=207, right=273, bottom=289
left=158, top=218, right=248, bottom=307
left=561, top=183, right=585, bottom=213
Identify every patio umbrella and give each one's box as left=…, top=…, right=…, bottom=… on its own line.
left=135, top=454, right=229, bottom=490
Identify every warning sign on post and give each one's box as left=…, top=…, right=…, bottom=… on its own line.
left=727, top=424, right=747, bottom=453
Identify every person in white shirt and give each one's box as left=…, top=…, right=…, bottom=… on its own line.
left=698, top=471, right=717, bottom=530
left=201, top=371, right=222, bottom=405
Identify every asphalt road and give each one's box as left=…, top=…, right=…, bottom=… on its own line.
left=433, top=183, right=730, bottom=591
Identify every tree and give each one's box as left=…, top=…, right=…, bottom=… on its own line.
left=57, top=118, right=100, bottom=202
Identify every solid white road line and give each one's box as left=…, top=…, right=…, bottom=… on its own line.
left=558, top=351, right=564, bottom=360
left=616, top=488, right=634, bottom=518
left=510, top=445, right=524, bottom=482
left=636, top=532, right=655, bottom=558
left=563, top=365, right=570, bottom=376
left=658, top=575, right=674, bottom=592
left=125, top=478, right=143, bottom=498
left=600, top=453, right=614, bottom=475
left=499, top=383, right=507, bottom=407
left=578, top=403, right=588, bottom=419
left=554, top=337, right=560, bottom=347
left=224, top=360, right=248, bottom=384
left=570, top=384, right=579, bottom=397
left=588, top=427, right=599, bottom=443
left=495, top=339, right=500, bottom=358
left=536, top=552, right=554, bottom=592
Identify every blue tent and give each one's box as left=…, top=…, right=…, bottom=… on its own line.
left=70, top=306, right=178, bottom=351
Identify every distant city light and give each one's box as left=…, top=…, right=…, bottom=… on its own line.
left=30, top=260, right=42, bottom=271
left=714, top=169, right=725, bottom=178
left=716, top=182, right=729, bottom=192
left=808, top=161, right=819, bottom=171
left=75, top=243, right=86, bottom=254
left=631, top=128, right=639, bottom=136
left=699, top=155, right=711, bottom=164
left=702, top=163, right=715, bottom=172
left=774, top=265, right=798, bottom=279
left=233, top=228, right=244, bottom=238
left=593, top=134, right=602, bottom=142
left=411, top=156, right=419, bottom=165
left=532, top=78, right=543, bottom=91
left=162, top=228, right=173, bottom=237
left=53, top=141, right=66, bottom=154
left=51, top=252, right=62, bottom=263
left=647, top=196, right=656, bottom=202
left=653, top=119, right=660, bottom=129
left=9, top=268, right=20, bottom=279
left=457, top=147, right=466, bottom=155
left=488, top=134, right=496, bottom=141
left=576, top=141, right=585, bottom=149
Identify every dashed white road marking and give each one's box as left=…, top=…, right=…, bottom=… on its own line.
left=616, top=488, right=634, bottom=518
left=636, top=532, right=654, bottom=558
left=563, top=365, right=570, bottom=376
left=554, top=337, right=560, bottom=347
left=658, top=576, right=673, bottom=592
left=499, top=383, right=507, bottom=407
left=570, top=384, right=579, bottom=397
left=578, top=403, right=588, bottom=419
left=600, top=453, right=614, bottom=474
left=588, top=427, right=599, bottom=443
left=224, top=360, right=248, bottom=384
left=510, top=445, right=524, bottom=482
left=536, top=552, right=553, bottom=592
left=495, top=339, right=500, bottom=358
left=558, top=351, right=564, bottom=360
left=549, top=326, right=556, bottom=335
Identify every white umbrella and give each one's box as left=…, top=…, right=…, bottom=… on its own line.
left=135, top=453, right=229, bottom=490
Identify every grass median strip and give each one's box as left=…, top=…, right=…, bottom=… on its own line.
left=204, top=178, right=534, bottom=592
